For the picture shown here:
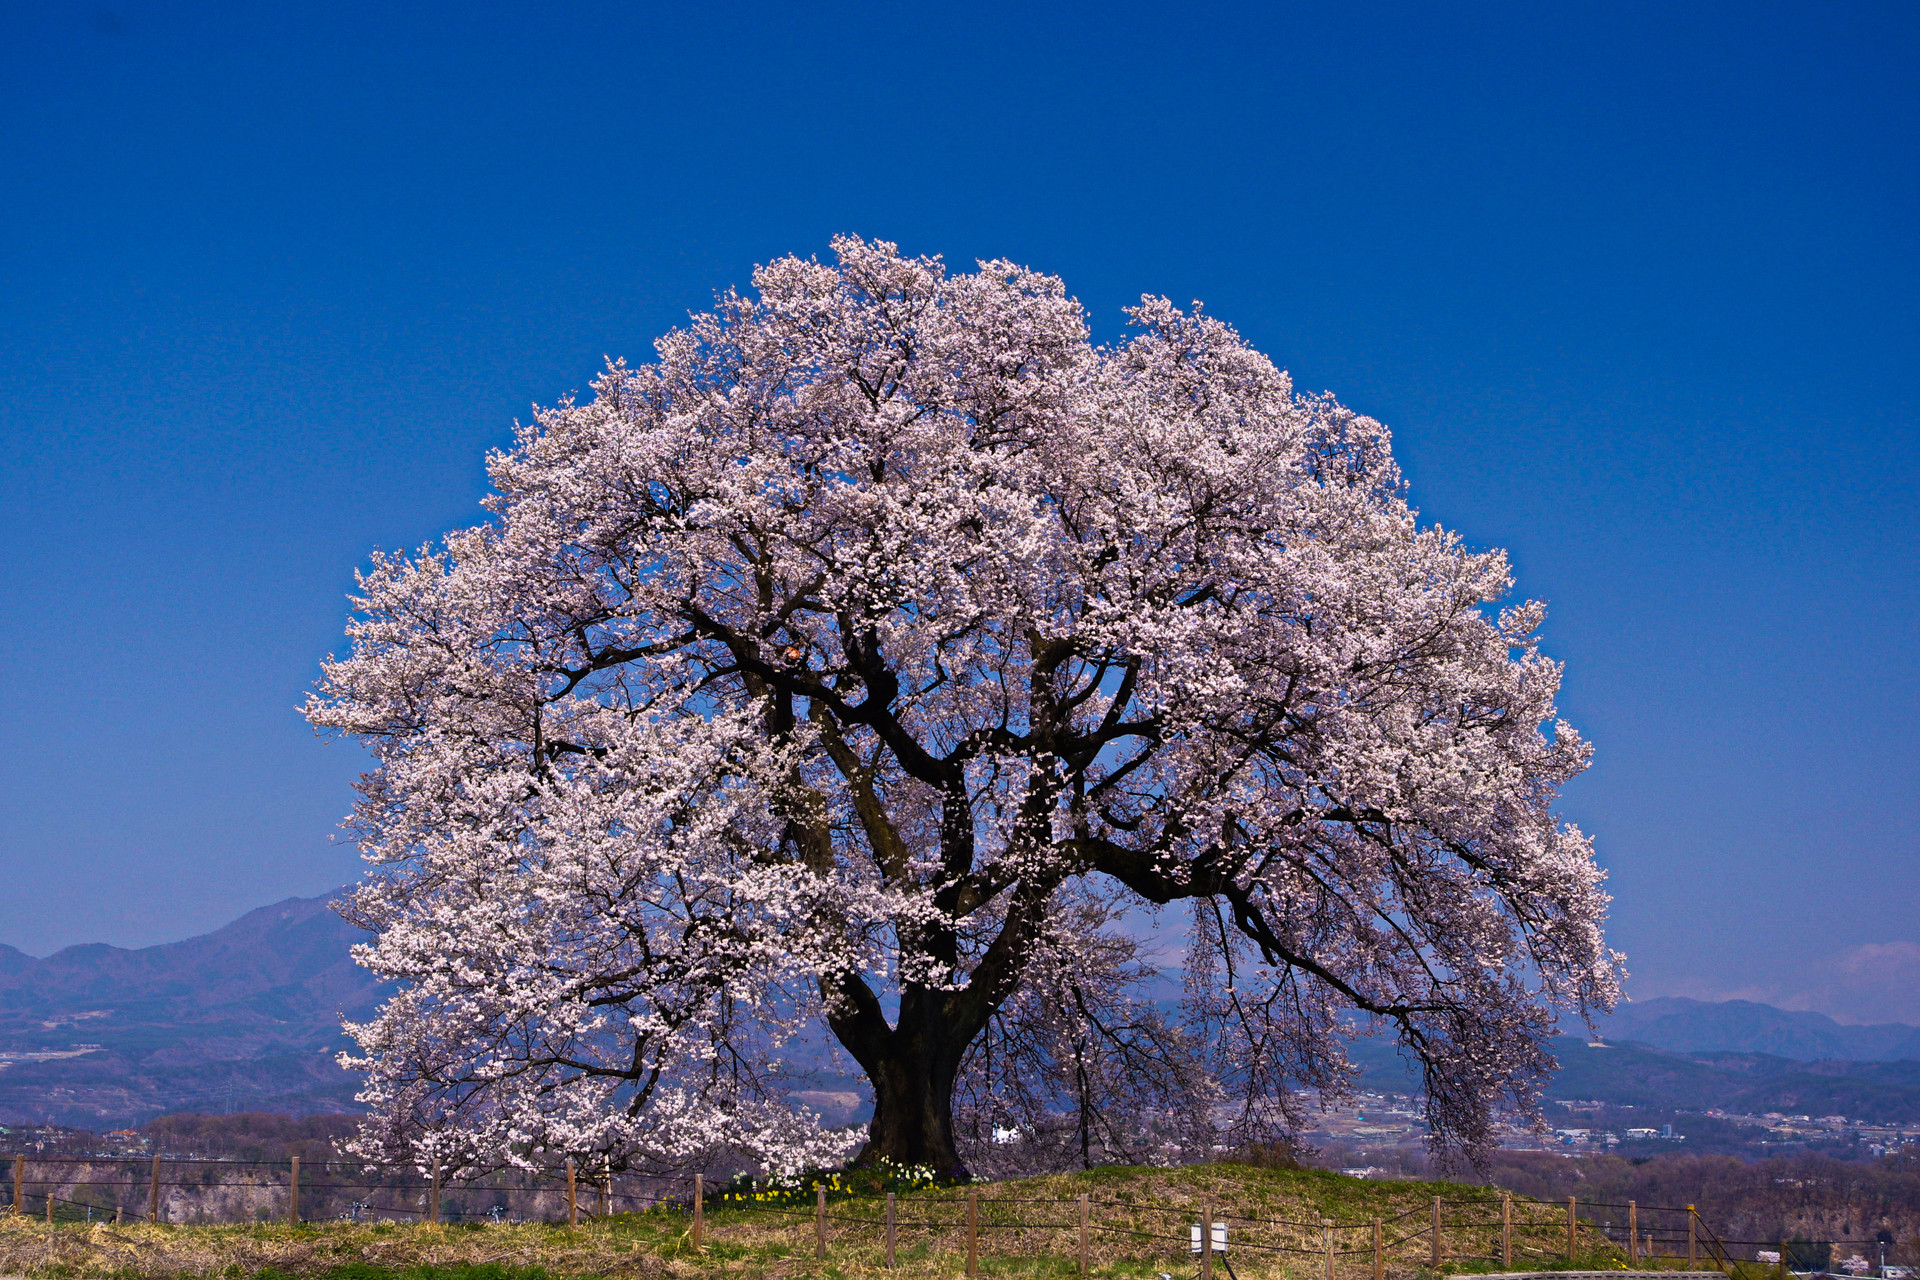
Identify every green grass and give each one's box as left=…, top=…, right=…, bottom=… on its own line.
left=0, top=1163, right=1655, bottom=1280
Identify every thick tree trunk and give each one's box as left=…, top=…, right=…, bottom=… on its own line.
left=842, top=992, right=971, bottom=1175
left=859, top=1047, right=965, bottom=1173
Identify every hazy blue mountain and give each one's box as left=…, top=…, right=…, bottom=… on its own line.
left=10, top=891, right=1920, bottom=1132
left=1592, top=997, right=1920, bottom=1061
left=1350, top=1034, right=1920, bottom=1124
left=1550, top=1039, right=1920, bottom=1121
left=0, top=893, right=385, bottom=1128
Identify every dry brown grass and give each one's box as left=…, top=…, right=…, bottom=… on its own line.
left=0, top=1164, right=1654, bottom=1280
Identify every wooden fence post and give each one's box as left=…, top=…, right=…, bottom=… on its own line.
left=600, top=1169, right=610, bottom=1220
left=289, top=1156, right=300, bottom=1225
left=1373, top=1218, right=1384, bottom=1280
left=1323, top=1219, right=1334, bottom=1280
left=693, top=1173, right=703, bottom=1252
left=566, top=1158, right=577, bottom=1227
left=1688, top=1207, right=1698, bottom=1269
left=888, top=1190, right=898, bottom=1268
left=1431, top=1197, right=1442, bottom=1267
left=1567, top=1196, right=1577, bottom=1262
left=1627, top=1202, right=1638, bottom=1265
left=1502, top=1192, right=1512, bottom=1268
left=1078, top=1194, right=1089, bottom=1277
left=11, top=1155, right=20, bottom=1215
left=429, top=1158, right=442, bottom=1225
left=1201, top=1202, right=1214, bottom=1280
left=148, top=1155, right=160, bottom=1224
left=967, top=1188, right=979, bottom=1277
left=816, top=1185, right=828, bottom=1261
left=46, top=1185, right=54, bottom=1224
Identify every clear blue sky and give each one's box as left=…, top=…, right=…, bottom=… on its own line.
left=1, top=1, right=1914, bottom=1022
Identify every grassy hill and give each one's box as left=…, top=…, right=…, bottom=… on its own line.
left=0, top=1164, right=1665, bottom=1280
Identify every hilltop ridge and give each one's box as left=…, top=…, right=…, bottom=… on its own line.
left=1595, top=997, right=1920, bottom=1062
left=0, top=893, right=384, bottom=1127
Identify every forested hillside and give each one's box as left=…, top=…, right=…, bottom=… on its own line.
left=0, top=895, right=381, bottom=1126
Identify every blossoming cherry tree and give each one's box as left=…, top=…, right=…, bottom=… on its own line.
left=307, top=236, right=1621, bottom=1176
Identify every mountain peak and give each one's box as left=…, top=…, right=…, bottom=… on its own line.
left=1595, top=995, right=1920, bottom=1061
left=0, top=890, right=383, bottom=1129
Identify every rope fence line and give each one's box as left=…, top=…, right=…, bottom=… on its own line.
left=0, top=1154, right=1878, bottom=1279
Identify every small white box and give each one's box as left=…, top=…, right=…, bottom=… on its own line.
left=1189, top=1222, right=1228, bottom=1253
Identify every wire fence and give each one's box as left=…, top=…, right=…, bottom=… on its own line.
left=0, top=1154, right=1885, bottom=1279
left=1, top=1153, right=705, bottom=1225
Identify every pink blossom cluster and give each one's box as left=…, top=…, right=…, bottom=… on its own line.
left=308, top=236, right=1621, bottom=1175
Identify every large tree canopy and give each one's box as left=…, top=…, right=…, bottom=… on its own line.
left=308, top=236, right=1620, bottom=1177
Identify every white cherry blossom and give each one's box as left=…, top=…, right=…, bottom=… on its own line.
left=308, top=236, right=1621, bottom=1175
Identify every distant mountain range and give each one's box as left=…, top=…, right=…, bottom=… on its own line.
left=7, top=894, right=1920, bottom=1131
left=1592, top=997, right=1920, bottom=1062
left=1346, top=1000, right=1920, bottom=1127
left=1343, top=1034, right=1920, bottom=1126
left=1549, top=1038, right=1920, bottom=1122
left=0, top=893, right=384, bottom=1128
